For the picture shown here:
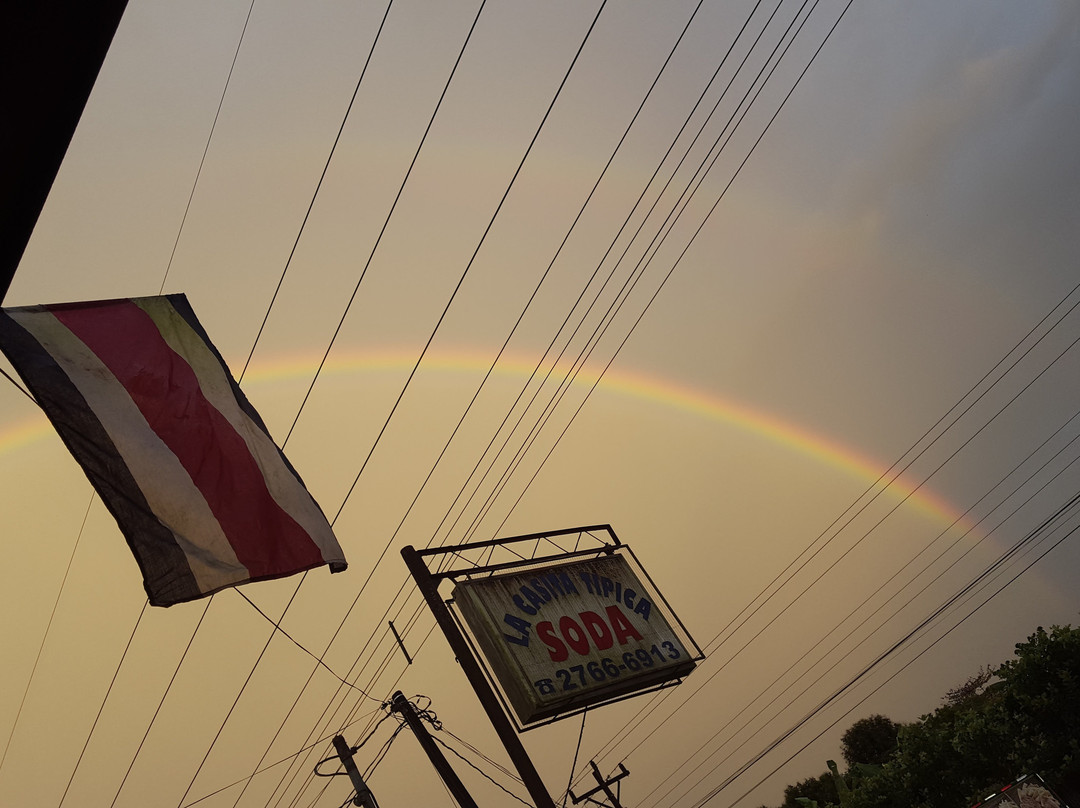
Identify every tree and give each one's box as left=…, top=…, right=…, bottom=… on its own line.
left=782, top=771, right=839, bottom=808
left=840, top=715, right=900, bottom=768
left=768, top=626, right=1080, bottom=808
left=994, top=625, right=1080, bottom=792
left=827, top=760, right=855, bottom=807
left=943, top=666, right=994, bottom=706
left=848, top=625, right=1080, bottom=808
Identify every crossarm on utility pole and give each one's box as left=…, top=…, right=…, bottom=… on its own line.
left=569, top=761, right=629, bottom=808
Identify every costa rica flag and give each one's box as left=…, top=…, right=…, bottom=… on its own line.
left=0, top=294, right=346, bottom=606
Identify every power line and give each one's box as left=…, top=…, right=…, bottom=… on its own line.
left=242, top=10, right=722, bottom=795
left=688, top=500, right=1080, bottom=808
left=178, top=709, right=385, bottom=808
left=3, top=4, right=262, bottom=801
left=147, top=18, right=812, bottom=795
left=326, top=1, right=1071, bottom=803
left=111, top=6, right=403, bottom=805
left=562, top=710, right=589, bottom=808
left=452, top=0, right=828, bottom=558
left=693, top=498, right=1080, bottom=808
left=320, top=0, right=710, bottom=664
left=571, top=131, right=1080, bottom=794
left=0, top=491, right=94, bottom=780
left=579, top=280, right=1080, bottom=781
left=393, top=0, right=794, bottom=561
left=700, top=486, right=1080, bottom=808
left=0, top=365, right=34, bottom=403
left=410, top=0, right=742, bottom=558
left=324, top=1, right=855, bottom=803
left=603, top=331, right=1080, bottom=798
left=239, top=0, right=396, bottom=382
left=634, top=322, right=1080, bottom=763
left=648, top=311, right=1080, bottom=749
left=323, top=2, right=858, bottom=799
left=157, top=0, right=259, bottom=296
left=234, top=589, right=378, bottom=697
left=464, top=0, right=821, bottom=547
left=220, top=1, right=492, bottom=802
left=327, top=0, right=610, bottom=534
left=440, top=725, right=522, bottom=784
left=261, top=623, right=437, bottom=808
left=174, top=582, right=304, bottom=808
left=249, top=14, right=614, bottom=804
left=431, top=733, right=533, bottom=807
left=639, top=418, right=1080, bottom=807
left=56, top=599, right=148, bottom=807
left=110, top=597, right=213, bottom=808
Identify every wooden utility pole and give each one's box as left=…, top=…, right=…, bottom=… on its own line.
left=390, top=691, right=478, bottom=808
left=401, top=545, right=557, bottom=808
left=331, top=734, right=377, bottom=807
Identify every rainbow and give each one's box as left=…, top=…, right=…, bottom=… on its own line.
left=1, top=347, right=970, bottom=532
left=0, top=414, right=54, bottom=455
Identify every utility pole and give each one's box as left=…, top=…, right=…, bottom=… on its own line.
left=401, top=545, right=557, bottom=808
left=390, top=691, right=478, bottom=808
left=569, top=761, right=630, bottom=808
left=331, top=734, right=378, bottom=808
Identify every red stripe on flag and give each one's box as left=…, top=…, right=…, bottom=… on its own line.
left=52, top=301, right=324, bottom=578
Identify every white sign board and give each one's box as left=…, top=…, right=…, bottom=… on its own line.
left=453, top=554, right=695, bottom=724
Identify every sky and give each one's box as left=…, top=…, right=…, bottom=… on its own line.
left=2, top=1, right=1080, bottom=807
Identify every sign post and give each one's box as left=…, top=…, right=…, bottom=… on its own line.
left=402, top=544, right=557, bottom=808
left=402, top=525, right=700, bottom=808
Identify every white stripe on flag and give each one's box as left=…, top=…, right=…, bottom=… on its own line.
left=10, top=309, right=247, bottom=593
left=137, top=298, right=344, bottom=566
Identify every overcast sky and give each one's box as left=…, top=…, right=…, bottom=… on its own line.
left=2, top=2, right=1079, bottom=807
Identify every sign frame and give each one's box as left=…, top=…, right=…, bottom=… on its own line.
left=419, top=525, right=703, bottom=730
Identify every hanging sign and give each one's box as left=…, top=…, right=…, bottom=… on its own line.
left=453, top=553, right=695, bottom=724
left=971, top=774, right=1069, bottom=808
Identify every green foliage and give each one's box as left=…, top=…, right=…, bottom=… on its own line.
left=766, top=625, right=1080, bottom=808
left=849, top=625, right=1080, bottom=808
left=840, top=715, right=901, bottom=767
left=782, top=771, right=839, bottom=808
left=943, top=666, right=993, bottom=707
left=847, top=697, right=1013, bottom=808
left=995, top=624, right=1080, bottom=782
left=827, top=760, right=853, bottom=807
